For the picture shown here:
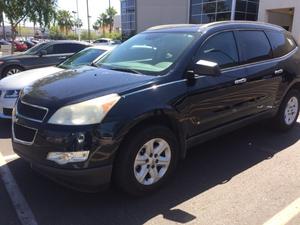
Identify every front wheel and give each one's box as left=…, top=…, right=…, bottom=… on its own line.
left=3, top=66, right=24, bottom=78
left=113, top=125, right=179, bottom=196
left=273, top=89, right=300, bottom=131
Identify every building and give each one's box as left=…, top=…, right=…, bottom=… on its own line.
left=120, top=0, right=260, bottom=38
left=258, top=0, right=300, bottom=43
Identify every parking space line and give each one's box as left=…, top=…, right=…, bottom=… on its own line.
left=263, top=198, right=300, bottom=225
left=0, top=152, right=38, bottom=225
left=3, top=154, right=19, bottom=161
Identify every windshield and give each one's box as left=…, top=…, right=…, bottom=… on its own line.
left=58, top=48, right=106, bottom=69
left=96, top=32, right=196, bottom=75
left=24, top=42, right=48, bottom=55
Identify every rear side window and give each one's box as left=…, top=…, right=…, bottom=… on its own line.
left=238, top=30, right=272, bottom=64
left=196, top=31, right=239, bottom=69
left=265, top=30, right=296, bottom=57
left=52, top=43, right=86, bottom=54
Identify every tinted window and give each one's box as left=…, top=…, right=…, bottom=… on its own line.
left=97, top=32, right=196, bottom=75
left=25, top=42, right=48, bottom=55
left=266, top=31, right=296, bottom=57
left=238, top=30, right=272, bottom=64
left=196, top=31, right=239, bottom=68
left=59, top=48, right=106, bottom=69
left=51, top=43, right=86, bottom=54
left=94, top=40, right=109, bottom=43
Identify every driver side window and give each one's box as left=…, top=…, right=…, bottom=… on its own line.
left=196, top=31, right=239, bottom=69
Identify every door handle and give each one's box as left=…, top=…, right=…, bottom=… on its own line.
left=58, top=56, right=67, bottom=60
left=274, top=69, right=284, bottom=75
left=234, top=78, right=247, bottom=85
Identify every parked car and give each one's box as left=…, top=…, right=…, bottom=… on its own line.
left=0, top=40, right=10, bottom=45
left=0, top=40, right=91, bottom=78
left=93, top=38, right=120, bottom=45
left=23, top=40, right=35, bottom=49
left=10, top=41, right=28, bottom=52
left=0, top=45, right=115, bottom=118
left=12, top=22, right=300, bottom=195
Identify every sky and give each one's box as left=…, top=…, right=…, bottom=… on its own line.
left=57, top=0, right=121, bottom=29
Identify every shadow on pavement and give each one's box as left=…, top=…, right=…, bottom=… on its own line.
left=0, top=119, right=11, bottom=139
left=6, top=122, right=300, bottom=225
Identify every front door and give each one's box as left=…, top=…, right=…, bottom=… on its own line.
left=179, top=31, right=263, bottom=138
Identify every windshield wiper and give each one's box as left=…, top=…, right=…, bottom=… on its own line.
left=108, top=67, right=141, bottom=74
left=90, top=62, right=99, bottom=68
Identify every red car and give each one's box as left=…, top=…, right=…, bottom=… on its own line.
left=10, top=41, right=28, bottom=52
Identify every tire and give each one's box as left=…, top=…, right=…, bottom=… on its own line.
left=113, top=125, right=179, bottom=196
left=2, top=65, right=24, bottom=78
left=273, top=89, right=300, bottom=131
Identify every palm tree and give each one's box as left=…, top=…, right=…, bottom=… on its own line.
left=98, top=13, right=109, bottom=35
left=106, top=7, right=117, bottom=33
left=56, top=10, right=74, bottom=35
left=92, top=21, right=100, bottom=33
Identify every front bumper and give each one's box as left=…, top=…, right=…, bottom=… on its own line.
left=0, top=88, right=18, bottom=119
left=18, top=150, right=112, bottom=192
left=0, top=94, right=16, bottom=119
left=12, top=116, right=123, bottom=191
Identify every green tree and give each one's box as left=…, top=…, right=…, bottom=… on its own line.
left=98, top=13, right=109, bottom=35
left=56, top=10, right=74, bottom=35
left=1, top=0, right=57, bottom=52
left=106, top=7, right=117, bottom=33
left=92, top=21, right=100, bottom=32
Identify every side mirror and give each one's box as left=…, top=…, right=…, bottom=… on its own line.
left=38, top=49, right=47, bottom=57
left=193, top=60, right=221, bottom=76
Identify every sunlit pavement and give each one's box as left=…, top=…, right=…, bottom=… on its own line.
left=1, top=118, right=300, bottom=225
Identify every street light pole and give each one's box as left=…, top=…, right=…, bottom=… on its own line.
left=86, top=0, right=91, bottom=42
left=72, top=11, right=77, bottom=36
left=76, top=0, right=80, bottom=41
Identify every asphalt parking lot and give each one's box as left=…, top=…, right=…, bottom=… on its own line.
left=1, top=118, right=300, bottom=225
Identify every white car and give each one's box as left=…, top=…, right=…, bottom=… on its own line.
left=0, top=45, right=116, bottom=119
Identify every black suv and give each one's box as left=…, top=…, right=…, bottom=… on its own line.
left=0, top=40, right=91, bottom=78
left=12, top=22, right=300, bottom=195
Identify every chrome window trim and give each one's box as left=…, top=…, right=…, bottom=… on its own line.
left=221, top=46, right=298, bottom=73
left=195, top=28, right=298, bottom=73
left=12, top=122, right=38, bottom=146
left=16, top=100, right=49, bottom=123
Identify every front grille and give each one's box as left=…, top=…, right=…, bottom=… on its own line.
left=13, top=123, right=37, bottom=144
left=17, top=101, right=48, bottom=122
left=3, top=108, right=12, bottom=116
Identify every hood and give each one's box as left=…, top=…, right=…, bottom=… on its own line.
left=22, top=66, right=156, bottom=108
left=0, top=66, right=64, bottom=90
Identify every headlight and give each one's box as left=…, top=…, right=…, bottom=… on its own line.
left=4, top=90, right=20, bottom=98
left=47, top=151, right=90, bottom=165
left=0, top=61, right=4, bottom=65
left=48, top=93, right=121, bottom=125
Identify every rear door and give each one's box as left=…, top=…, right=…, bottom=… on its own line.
left=236, top=30, right=281, bottom=114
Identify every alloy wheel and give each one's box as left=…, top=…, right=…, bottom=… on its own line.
left=284, top=96, right=299, bottom=125
left=133, top=138, right=171, bottom=186
left=6, top=68, right=21, bottom=76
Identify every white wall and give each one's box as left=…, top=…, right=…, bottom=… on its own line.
left=136, top=0, right=190, bottom=33
left=258, top=0, right=300, bottom=43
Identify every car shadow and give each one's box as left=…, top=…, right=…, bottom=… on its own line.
left=0, top=119, right=11, bottom=139
left=6, top=122, right=300, bottom=225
